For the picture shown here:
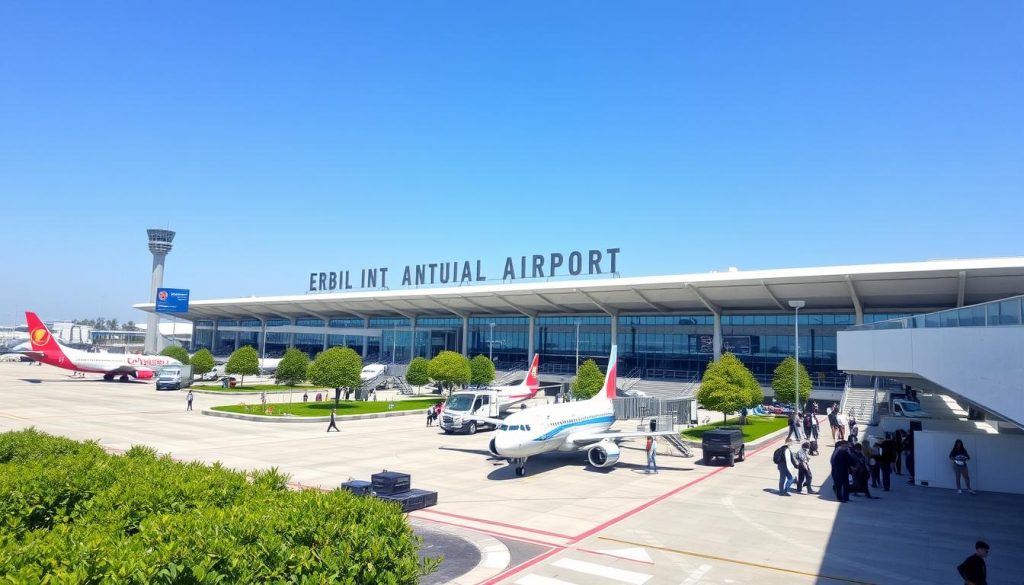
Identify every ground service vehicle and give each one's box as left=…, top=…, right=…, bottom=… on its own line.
left=441, top=390, right=499, bottom=434
left=156, top=365, right=193, bottom=391
left=701, top=427, right=745, bottom=466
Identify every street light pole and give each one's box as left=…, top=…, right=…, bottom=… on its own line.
left=392, top=322, right=397, bottom=365
left=789, top=300, right=806, bottom=414
left=488, top=322, right=495, bottom=362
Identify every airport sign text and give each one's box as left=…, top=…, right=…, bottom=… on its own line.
left=309, top=248, right=620, bottom=292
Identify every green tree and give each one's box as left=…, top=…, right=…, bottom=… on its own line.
left=570, top=359, right=605, bottom=400
left=225, top=346, right=260, bottom=386
left=771, top=356, right=812, bottom=407
left=160, top=345, right=190, bottom=365
left=427, top=351, right=471, bottom=394
left=307, top=347, right=363, bottom=395
left=406, top=356, right=430, bottom=389
left=275, top=349, right=310, bottom=386
left=123, top=320, right=138, bottom=331
left=470, top=355, right=496, bottom=387
left=108, top=318, right=119, bottom=331
left=697, top=353, right=762, bottom=423
left=190, top=348, right=215, bottom=376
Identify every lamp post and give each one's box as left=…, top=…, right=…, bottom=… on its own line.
left=574, top=320, right=581, bottom=373
left=788, top=300, right=806, bottom=414
left=488, top=322, right=495, bottom=362
left=391, top=322, right=397, bottom=365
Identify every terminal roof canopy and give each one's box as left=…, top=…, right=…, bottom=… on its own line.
left=133, top=258, right=1024, bottom=321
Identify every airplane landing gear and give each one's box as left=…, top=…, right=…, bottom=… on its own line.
left=119, top=375, right=130, bottom=382
left=512, top=458, right=528, bottom=477
left=103, top=373, right=114, bottom=381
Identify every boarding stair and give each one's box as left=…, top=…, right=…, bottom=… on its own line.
left=662, top=433, right=694, bottom=457
left=493, top=368, right=525, bottom=385
left=618, top=367, right=644, bottom=395
left=839, top=376, right=879, bottom=426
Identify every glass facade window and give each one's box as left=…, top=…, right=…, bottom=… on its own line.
left=240, top=319, right=260, bottom=328
left=469, top=317, right=529, bottom=365
left=329, top=318, right=364, bottom=328
left=192, top=321, right=214, bottom=351
left=296, top=318, right=324, bottom=327
left=266, top=319, right=290, bottom=327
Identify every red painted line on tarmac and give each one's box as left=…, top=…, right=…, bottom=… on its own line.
left=417, top=508, right=574, bottom=540
left=417, top=515, right=564, bottom=548
left=476, top=545, right=565, bottom=585
left=568, top=428, right=789, bottom=544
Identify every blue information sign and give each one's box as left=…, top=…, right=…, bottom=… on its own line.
left=155, top=288, right=190, bottom=313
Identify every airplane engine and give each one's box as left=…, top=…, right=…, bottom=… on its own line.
left=586, top=441, right=620, bottom=468
left=136, top=370, right=155, bottom=380
left=488, top=438, right=500, bottom=457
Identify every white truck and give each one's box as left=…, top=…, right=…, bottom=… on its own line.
left=440, top=389, right=501, bottom=434
left=156, top=365, right=193, bottom=391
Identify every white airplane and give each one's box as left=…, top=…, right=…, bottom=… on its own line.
left=19, top=312, right=180, bottom=381
left=486, top=353, right=541, bottom=406
left=480, top=345, right=678, bottom=477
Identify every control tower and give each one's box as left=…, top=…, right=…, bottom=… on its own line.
left=145, top=229, right=175, bottom=354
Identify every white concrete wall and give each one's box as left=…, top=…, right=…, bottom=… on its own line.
left=914, top=430, right=1024, bottom=495
left=839, top=327, right=1024, bottom=426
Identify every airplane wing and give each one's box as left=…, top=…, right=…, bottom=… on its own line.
left=463, top=415, right=505, bottom=427
left=565, top=429, right=681, bottom=448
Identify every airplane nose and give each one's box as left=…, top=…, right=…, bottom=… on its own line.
left=494, top=434, right=523, bottom=458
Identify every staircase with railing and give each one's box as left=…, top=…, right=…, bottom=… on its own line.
left=839, top=376, right=879, bottom=426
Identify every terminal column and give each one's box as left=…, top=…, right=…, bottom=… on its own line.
left=461, top=317, right=469, bottom=356
left=527, top=315, right=536, bottom=366
left=713, top=313, right=722, bottom=361
left=362, top=318, right=369, bottom=358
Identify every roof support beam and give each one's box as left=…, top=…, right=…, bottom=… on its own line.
left=759, top=281, right=787, bottom=311
left=433, top=298, right=470, bottom=319
left=845, top=276, right=864, bottom=325
left=631, top=288, right=670, bottom=312
left=378, top=301, right=417, bottom=321
left=685, top=283, right=720, bottom=315
left=458, top=296, right=493, bottom=313
left=578, top=289, right=619, bottom=317
left=534, top=293, right=573, bottom=313
left=497, top=296, right=539, bottom=318
left=957, top=271, right=967, bottom=307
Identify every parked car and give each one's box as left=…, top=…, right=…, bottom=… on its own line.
left=892, top=399, right=930, bottom=419
left=701, top=427, right=745, bottom=466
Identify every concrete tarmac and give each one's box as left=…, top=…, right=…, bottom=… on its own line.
left=1, top=363, right=1021, bottom=584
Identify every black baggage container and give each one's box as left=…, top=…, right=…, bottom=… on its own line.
left=341, top=480, right=373, bottom=496
left=375, top=489, right=438, bottom=513
left=371, top=471, right=411, bottom=495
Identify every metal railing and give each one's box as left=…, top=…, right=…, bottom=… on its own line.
left=849, top=295, right=1024, bottom=331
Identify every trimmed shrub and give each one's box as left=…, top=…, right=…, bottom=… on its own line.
left=0, top=429, right=433, bottom=583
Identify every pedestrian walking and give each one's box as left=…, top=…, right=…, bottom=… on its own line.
left=786, top=412, right=802, bottom=442
left=186, top=390, right=194, bottom=411
left=645, top=435, right=658, bottom=474
left=828, top=406, right=840, bottom=440
left=774, top=442, right=797, bottom=495
left=869, top=438, right=883, bottom=488
left=326, top=408, right=340, bottom=432
left=830, top=440, right=853, bottom=502
left=880, top=433, right=896, bottom=491
left=950, top=439, right=977, bottom=494
left=893, top=429, right=905, bottom=475
left=302, top=391, right=308, bottom=403
left=426, top=407, right=434, bottom=427
left=794, top=441, right=815, bottom=494
left=957, top=541, right=989, bottom=585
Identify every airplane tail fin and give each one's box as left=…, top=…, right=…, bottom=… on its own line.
left=522, top=354, right=540, bottom=393
left=590, top=345, right=618, bottom=401
left=25, top=312, right=63, bottom=354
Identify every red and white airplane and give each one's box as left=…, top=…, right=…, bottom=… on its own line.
left=20, top=312, right=180, bottom=381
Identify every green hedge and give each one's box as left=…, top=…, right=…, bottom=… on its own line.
left=0, top=429, right=435, bottom=583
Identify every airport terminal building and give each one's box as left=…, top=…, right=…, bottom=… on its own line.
left=135, top=257, right=1024, bottom=390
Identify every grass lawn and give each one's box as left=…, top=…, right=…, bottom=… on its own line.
left=680, top=415, right=789, bottom=443
left=211, top=398, right=440, bottom=417
left=192, top=384, right=327, bottom=393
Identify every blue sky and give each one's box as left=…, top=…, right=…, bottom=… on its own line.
left=1, top=2, right=1021, bottom=323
